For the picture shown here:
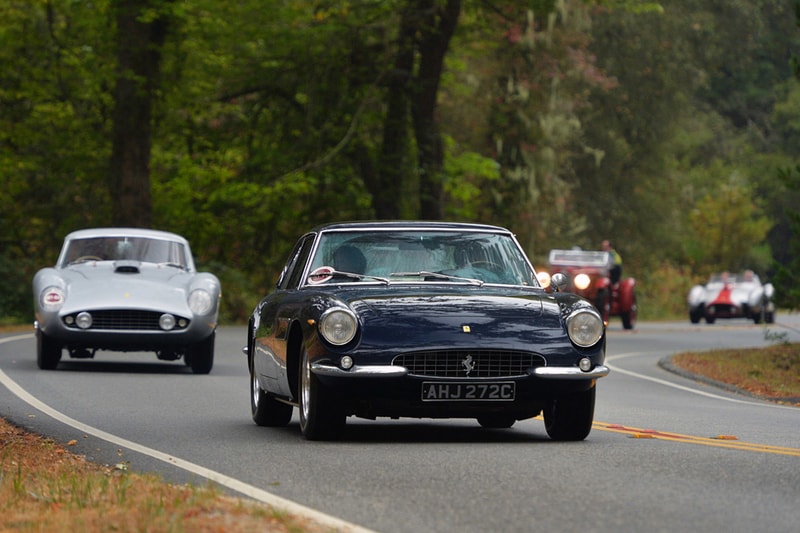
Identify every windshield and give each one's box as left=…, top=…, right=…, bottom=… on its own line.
left=60, top=236, right=189, bottom=269
left=307, top=230, right=538, bottom=286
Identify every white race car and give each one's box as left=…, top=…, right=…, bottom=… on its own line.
left=687, top=271, right=775, bottom=324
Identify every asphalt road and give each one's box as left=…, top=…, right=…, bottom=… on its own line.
left=2, top=316, right=800, bottom=533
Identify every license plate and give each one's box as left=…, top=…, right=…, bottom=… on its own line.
left=421, top=382, right=515, bottom=402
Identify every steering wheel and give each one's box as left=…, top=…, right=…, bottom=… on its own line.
left=73, top=255, right=104, bottom=263
left=468, top=261, right=503, bottom=273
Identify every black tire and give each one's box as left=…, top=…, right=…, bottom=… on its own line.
left=765, top=310, right=775, bottom=324
left=186, top=332, right=215, bottom=374
left=544, top=386, right=596, bottom=441
left=621, top=296, right=637, bottom=330
left=251, top=366, right=293, bottom=426
left=705, top=315, right=716, bottom=324
left=594, top=289, right=610, bottom=322
left=689, top=309, right=702, bottom=324
left=298, top=347, right=345, bottom=440
left=477, top=415, right=516, bottom=429
left=36, top=329, right=62, bottom=370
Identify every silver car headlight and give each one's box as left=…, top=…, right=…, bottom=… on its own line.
left=566, top=309, right=603, bottom=347
left=188, top=289, right=213, bottom=315
left=319, top=308, right=358, bottom=346
left=40, top=286, right=65, bottom=312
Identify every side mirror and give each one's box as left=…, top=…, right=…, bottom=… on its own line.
left=551, top=272, right=568, bottom=292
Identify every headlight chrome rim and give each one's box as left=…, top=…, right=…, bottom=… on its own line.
left=159, top=313, right=176, bottom=331
left=75, top=311, right=93, bottom=330
left=566, top=308, right=603, bottom=347
left=319, top=308, right=358, bottom=346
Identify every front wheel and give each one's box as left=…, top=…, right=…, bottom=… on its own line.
left=36, top=329, right=62, bottom=370
left=251, top=366, right=293, bottom=426
left=544, top=386, right=596, bottom=441
left=299, top=347, right=345, bottom=440
left=186, top=332, right=215, bottom=374
left=621, top=296, right=637, bottom=330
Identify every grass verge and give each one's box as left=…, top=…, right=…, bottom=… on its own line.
left=670, top=342, right=800, bottom=405
left=0, top=418, right=328, bottom=533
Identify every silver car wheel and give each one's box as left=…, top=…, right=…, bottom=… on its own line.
left=300, top=350, right=312, bottom=423
left=251, top=370, right=261, bottom=412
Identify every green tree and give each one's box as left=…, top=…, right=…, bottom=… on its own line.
left=686, top=177, right=772, bottom=275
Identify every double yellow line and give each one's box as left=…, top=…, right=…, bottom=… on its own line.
left=594, top=421, right=800, bottom=457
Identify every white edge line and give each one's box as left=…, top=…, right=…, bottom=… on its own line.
left=0, top=334, right=374, bottom=533
left=606, top=351, right=799, bottom=411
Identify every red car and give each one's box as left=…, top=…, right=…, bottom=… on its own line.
left=540, top=249, right=637, bottom=330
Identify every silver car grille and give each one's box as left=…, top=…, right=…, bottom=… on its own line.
left=62, top=310, right=190, bottom=331
left=392, top=350, right=545, bottom=378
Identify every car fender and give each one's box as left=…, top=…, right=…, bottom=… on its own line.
left=747, top=286, right=765, bottom=308
left=595, top=276, right=611, bottom=292
left=687, top=285, right=705, bottom=306
left=617, top=277, right=636, bottom=311
left=763, top=282, right=775, bottom=300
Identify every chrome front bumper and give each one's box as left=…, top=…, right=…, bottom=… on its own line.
left=310, top=362, right=609, bottom=380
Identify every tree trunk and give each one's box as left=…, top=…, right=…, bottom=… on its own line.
left=374, top=6, right=417, bottom=220
left=413, top=0, right=461, bottom=220
left=109, top=0, right=169, bottom=227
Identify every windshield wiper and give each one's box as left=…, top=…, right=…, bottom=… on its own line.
left=331, top=270, right=391, bottom=284
left=158, top=262, right=186, bottom=270
left=390, top=271, right=484, bottom=286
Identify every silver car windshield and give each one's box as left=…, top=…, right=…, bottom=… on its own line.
left=307, top=230, right=538, bottom=286
left=61, top=237, right=188, bottom=268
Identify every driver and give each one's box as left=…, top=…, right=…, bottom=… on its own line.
left=602, top=240, right=622, bottom=284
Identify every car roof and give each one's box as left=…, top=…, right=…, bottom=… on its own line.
left=310, top=221, right=511, bottom=233
left=63, top=227, right=189, bottom=244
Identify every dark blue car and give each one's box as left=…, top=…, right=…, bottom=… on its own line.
left=245, top=221, right=608, bottom=440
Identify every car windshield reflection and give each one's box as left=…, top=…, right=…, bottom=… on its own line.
left=62, top=237, right=188, bottom=269
left=306, top=230, right=537, bottom=286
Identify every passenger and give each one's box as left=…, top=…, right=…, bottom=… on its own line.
left=333, top=245, right=367, bottom=275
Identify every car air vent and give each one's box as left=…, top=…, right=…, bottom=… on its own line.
left=114, top=260, right=140, bottom=274
left=393, top=350, right=545, bottom=378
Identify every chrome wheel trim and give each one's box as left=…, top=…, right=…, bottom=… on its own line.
left=300, top=352, right=311, bottom=423
left=250, top=370, right=260, bottom=411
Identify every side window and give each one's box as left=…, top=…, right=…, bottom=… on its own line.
left=279, top=235, right=315, bottom=290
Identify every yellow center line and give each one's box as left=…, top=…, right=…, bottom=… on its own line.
left=593, top=421, right=800, bottom=457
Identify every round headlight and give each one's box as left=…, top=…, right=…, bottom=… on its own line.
left=188, top=289, right=213, bottom=315
left=566, top=309, right=603, bottom=347
left=75, top=312, right=93, bottom=330
left=574, top=273, right=591, bottom=290
left=159, top=313, right=176, bottom=331
left=319, top=308, right=358, bottom=346
left=40, top=286, right=65, bottom=312
left=536, top=271, right=551, bottom=288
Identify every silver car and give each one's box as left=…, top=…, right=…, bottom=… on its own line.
left=33, top=228, right=221, bottom=373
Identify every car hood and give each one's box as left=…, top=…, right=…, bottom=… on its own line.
left=59, top=261, right=192, bottom=314
left=330, top=286, right=574, bottom=354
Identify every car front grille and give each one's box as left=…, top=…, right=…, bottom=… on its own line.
left=62, top=310, right=190, bottom=331
left=392, top=350, right=545, bottom=378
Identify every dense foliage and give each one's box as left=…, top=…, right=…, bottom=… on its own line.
left=2, top=0, right=799, bottom=323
